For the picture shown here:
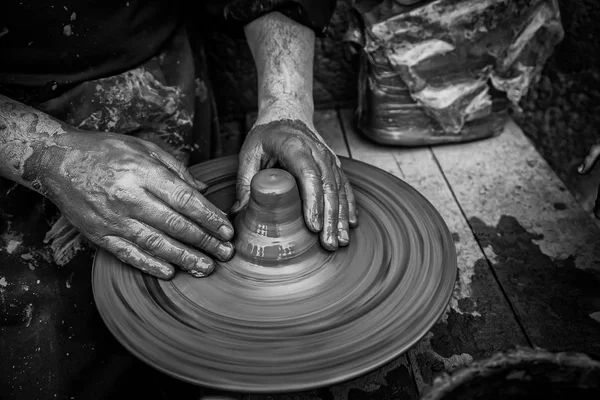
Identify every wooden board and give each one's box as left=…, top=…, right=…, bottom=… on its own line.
left=313, top=109, right=421, bottom=400
left=339, top=108, right=529, bottom=393
left=432, top=120, right=600, bottom=357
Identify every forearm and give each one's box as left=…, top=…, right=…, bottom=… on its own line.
left=244, top=11, right=315, bottom=126
left=0, top=94, right=71, bottom=192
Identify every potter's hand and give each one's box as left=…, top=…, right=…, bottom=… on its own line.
left=43, top=132, right=234, bottom=279
left=577, top=139, right=600, bottom=218
left=231, top=119, right=358, bottom=250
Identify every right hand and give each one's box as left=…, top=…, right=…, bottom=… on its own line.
left=40, top=130, right=235, bottom=279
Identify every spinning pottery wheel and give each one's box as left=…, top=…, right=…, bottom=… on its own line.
left=92, top=156, right=457, bottom=393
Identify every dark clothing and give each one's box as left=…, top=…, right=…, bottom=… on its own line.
left=0, top=0, right=335, bottom=105
left=0, top=1, right=336, bottom=399
left=0, top=0, right=185, bottom=103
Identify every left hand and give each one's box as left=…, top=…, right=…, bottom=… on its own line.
left=231, top=119, right=358, bottom=251
left=577, top=139, right=600, bottom=219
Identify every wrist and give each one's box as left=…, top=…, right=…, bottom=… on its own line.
left=255, top=95, right=315, bottom=128
left=25, top=127, right=81, bottom=195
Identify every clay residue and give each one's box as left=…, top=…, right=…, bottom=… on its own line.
left=44, top=215, right=86, bottom=266
left=408, top=331, right=474, bottom=391
left=23, top=303, right=34, bottom=327
left=2, top=227, right=23, bottom=254
left=0, top=95, right=67, bottom=178
left=77, top=68, right=192, bottom=136
left=470, top=215, right=600, bottom=354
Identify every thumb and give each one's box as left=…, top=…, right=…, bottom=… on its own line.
left=230, top=152, right=261, bottom=216
left=578, top=141, right=600, bottom=175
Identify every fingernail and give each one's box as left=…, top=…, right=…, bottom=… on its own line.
left=230, top=201, right=241, bottom=213
left=218, top=225, right=234, bottom=241
left=152, top=264, right=175, bottom=280
left=217, top=242, right=235, bottom=261
left=322, top=230, right=338, bottom=251
left=577, top=164, right=584, bottom=173
left=189, top=258, right=214, bottom=277
left=339, top=229, right=349, bottom=243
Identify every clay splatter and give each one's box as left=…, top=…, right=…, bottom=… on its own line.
left=23, top=303, right=34, bottom=327
left=2, top=229, right=23, bottom=254
left=65, top=272, right=74, bottom=289
left=327, top=357, right=417, bottom=400
left=470, top=215, right=600, bottom=356
left=408, top=331, right=475, bottom=391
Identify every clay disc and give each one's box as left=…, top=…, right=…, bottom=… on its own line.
left=92, top=156, right=457, bottom=393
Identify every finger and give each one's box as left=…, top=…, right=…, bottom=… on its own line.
left=146, top=171, right=234, bottom=242
left=132, top=195, right=234, bottom=262
left=578, top=140, right=600, bottom=175
left=147, top=144, right=208, bottom=193
left=283, top=154, right=324, bottom=233
left=315, top=154, right=339, bottom=251
left=340, top=169, right=358, bottom=228
left=100, top=235, right=175, bottom=280
left=126, top=220, right=216, bottom=277
left=334, top=170, right=350, bottom=247
left=231, top=149, right=262, bottom=215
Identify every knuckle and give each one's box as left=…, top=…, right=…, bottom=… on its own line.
left=165, top=214, right=189, bottom=235
left=282, top=137, right=305, bottom=149
left=142, top=233, right=165, bottom=251
left=172, top=187, right=195, bottom=208
left=175, top=247, right=194, bottom=267
left=197, top=233, right=219, bottom=250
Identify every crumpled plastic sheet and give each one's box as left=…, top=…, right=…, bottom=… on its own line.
left=348, top=0, right=564, bottom=143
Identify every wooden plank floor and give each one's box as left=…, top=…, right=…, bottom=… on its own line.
left=224, top=108, right=600, bottom=399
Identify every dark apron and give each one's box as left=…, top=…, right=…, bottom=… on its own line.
left=0, top=26, right=238, bottom=400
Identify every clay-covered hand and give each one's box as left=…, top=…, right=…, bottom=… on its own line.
left=577, top=139, right=600, bottom=218
left=41, top=131, right=235, bottom=279
left=231, top=119, right=358, bottom=251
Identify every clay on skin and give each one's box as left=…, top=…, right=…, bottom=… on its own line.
left=233, top=119, right=358, bottom=251
left=239, top=12, right=359, bottom=250
left=0, top=94, right=68, bottom=191
left=0, top=94, right=234, bottom=279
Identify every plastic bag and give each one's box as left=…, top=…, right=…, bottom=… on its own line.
left=346, top=0, right=564, bottom=145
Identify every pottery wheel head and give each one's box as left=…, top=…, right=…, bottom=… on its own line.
left=92, top=156, right=457, bottom=393
left=233, top=168, right=319, bottom=267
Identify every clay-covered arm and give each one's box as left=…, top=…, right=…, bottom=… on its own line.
left=0, top=94, right=71, bottom=192
left=234, top=12, right=358, bottom=252
left=244, top=11, right=315, bottom=127
left=0, top=94, right=233, bottom=278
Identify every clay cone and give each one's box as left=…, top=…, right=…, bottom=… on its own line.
left=233, top=168, right=318, bottom=266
